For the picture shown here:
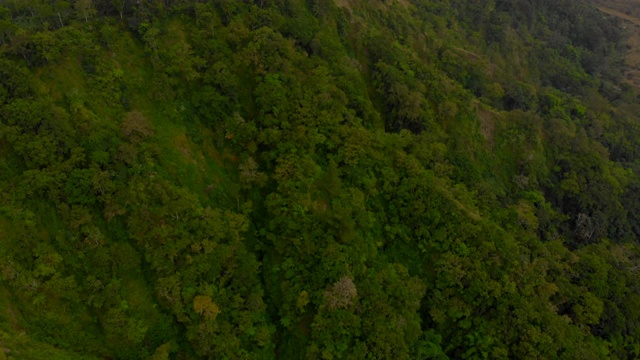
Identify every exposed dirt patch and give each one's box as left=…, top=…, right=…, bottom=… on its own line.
left=0, top=288, right=21, bottom=331
left=476, top=104, right=497, bottom=147
left=454, top=46, right=481, bottom=61
left=594, top=4, right=640, bottom=26
left=334, top=0, right=409, bottom=12
left=333, top=0, right=352, bottom=11
left=174, top=133, right=197, bottom=164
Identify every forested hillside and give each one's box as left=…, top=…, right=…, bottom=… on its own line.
left=2, top=0, right=640, bottom=358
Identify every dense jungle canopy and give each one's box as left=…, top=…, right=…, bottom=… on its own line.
left=2, top=0, right=640, bottom=358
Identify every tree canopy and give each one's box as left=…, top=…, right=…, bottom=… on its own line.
left=1, top=0, right=640, bottom=358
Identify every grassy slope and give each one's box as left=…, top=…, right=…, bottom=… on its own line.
left=592, top=0, right=640, bottom=87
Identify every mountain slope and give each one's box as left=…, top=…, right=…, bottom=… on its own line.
left=1, top=0, right=640, bottom=359
left=591, top=0, right=640, bottom=89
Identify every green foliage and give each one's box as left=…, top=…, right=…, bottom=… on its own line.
left=0, top=0, right=640, bottom=358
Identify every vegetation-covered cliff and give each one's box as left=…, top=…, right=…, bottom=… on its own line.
left=1, top=0, right=640, bottom=358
